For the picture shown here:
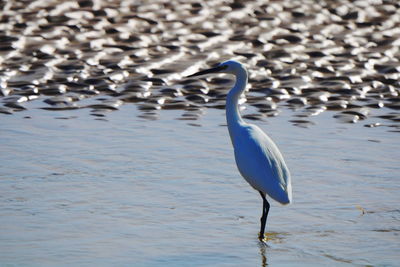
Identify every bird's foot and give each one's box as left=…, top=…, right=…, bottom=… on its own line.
left=258, top=232, right=266, bottom=242
left=258, top=235, right=269, bottom=247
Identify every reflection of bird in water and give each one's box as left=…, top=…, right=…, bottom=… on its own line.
left=188, top=60, right=292, bottom=240
left=259, top=242, right=268, bottom=267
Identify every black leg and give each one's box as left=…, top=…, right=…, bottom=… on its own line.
left=258, top=191, right=270, bottom=240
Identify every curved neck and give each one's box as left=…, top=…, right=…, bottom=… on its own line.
left=226, top=67, right=248, bottom=143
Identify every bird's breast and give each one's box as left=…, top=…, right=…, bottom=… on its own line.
left=231, top=125, right=292, bottom=204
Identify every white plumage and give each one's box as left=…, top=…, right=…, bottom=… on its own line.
left=188, top=60, right=292, bottom=240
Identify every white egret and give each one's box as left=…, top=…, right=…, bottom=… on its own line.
left=188, top=60, right=292, bottom=240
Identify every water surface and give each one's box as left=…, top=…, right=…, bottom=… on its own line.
left=1, top=105, right=399, bottom=266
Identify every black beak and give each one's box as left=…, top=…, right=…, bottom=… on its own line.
left=186, top=65, right=227, bottom=78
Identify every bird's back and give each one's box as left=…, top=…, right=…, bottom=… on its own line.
left=232, top=123, right=292, bottom=204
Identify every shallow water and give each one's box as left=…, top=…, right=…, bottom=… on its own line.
left=1, top=104, right=399, bottom=266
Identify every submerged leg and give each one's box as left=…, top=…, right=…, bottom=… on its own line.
left=258, top=191, right=270, bottom=240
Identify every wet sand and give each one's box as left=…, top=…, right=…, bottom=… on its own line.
left=1, top=0, right=400, bottom=131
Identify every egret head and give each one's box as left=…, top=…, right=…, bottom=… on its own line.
left=187, top=60, right=245, bottom=77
